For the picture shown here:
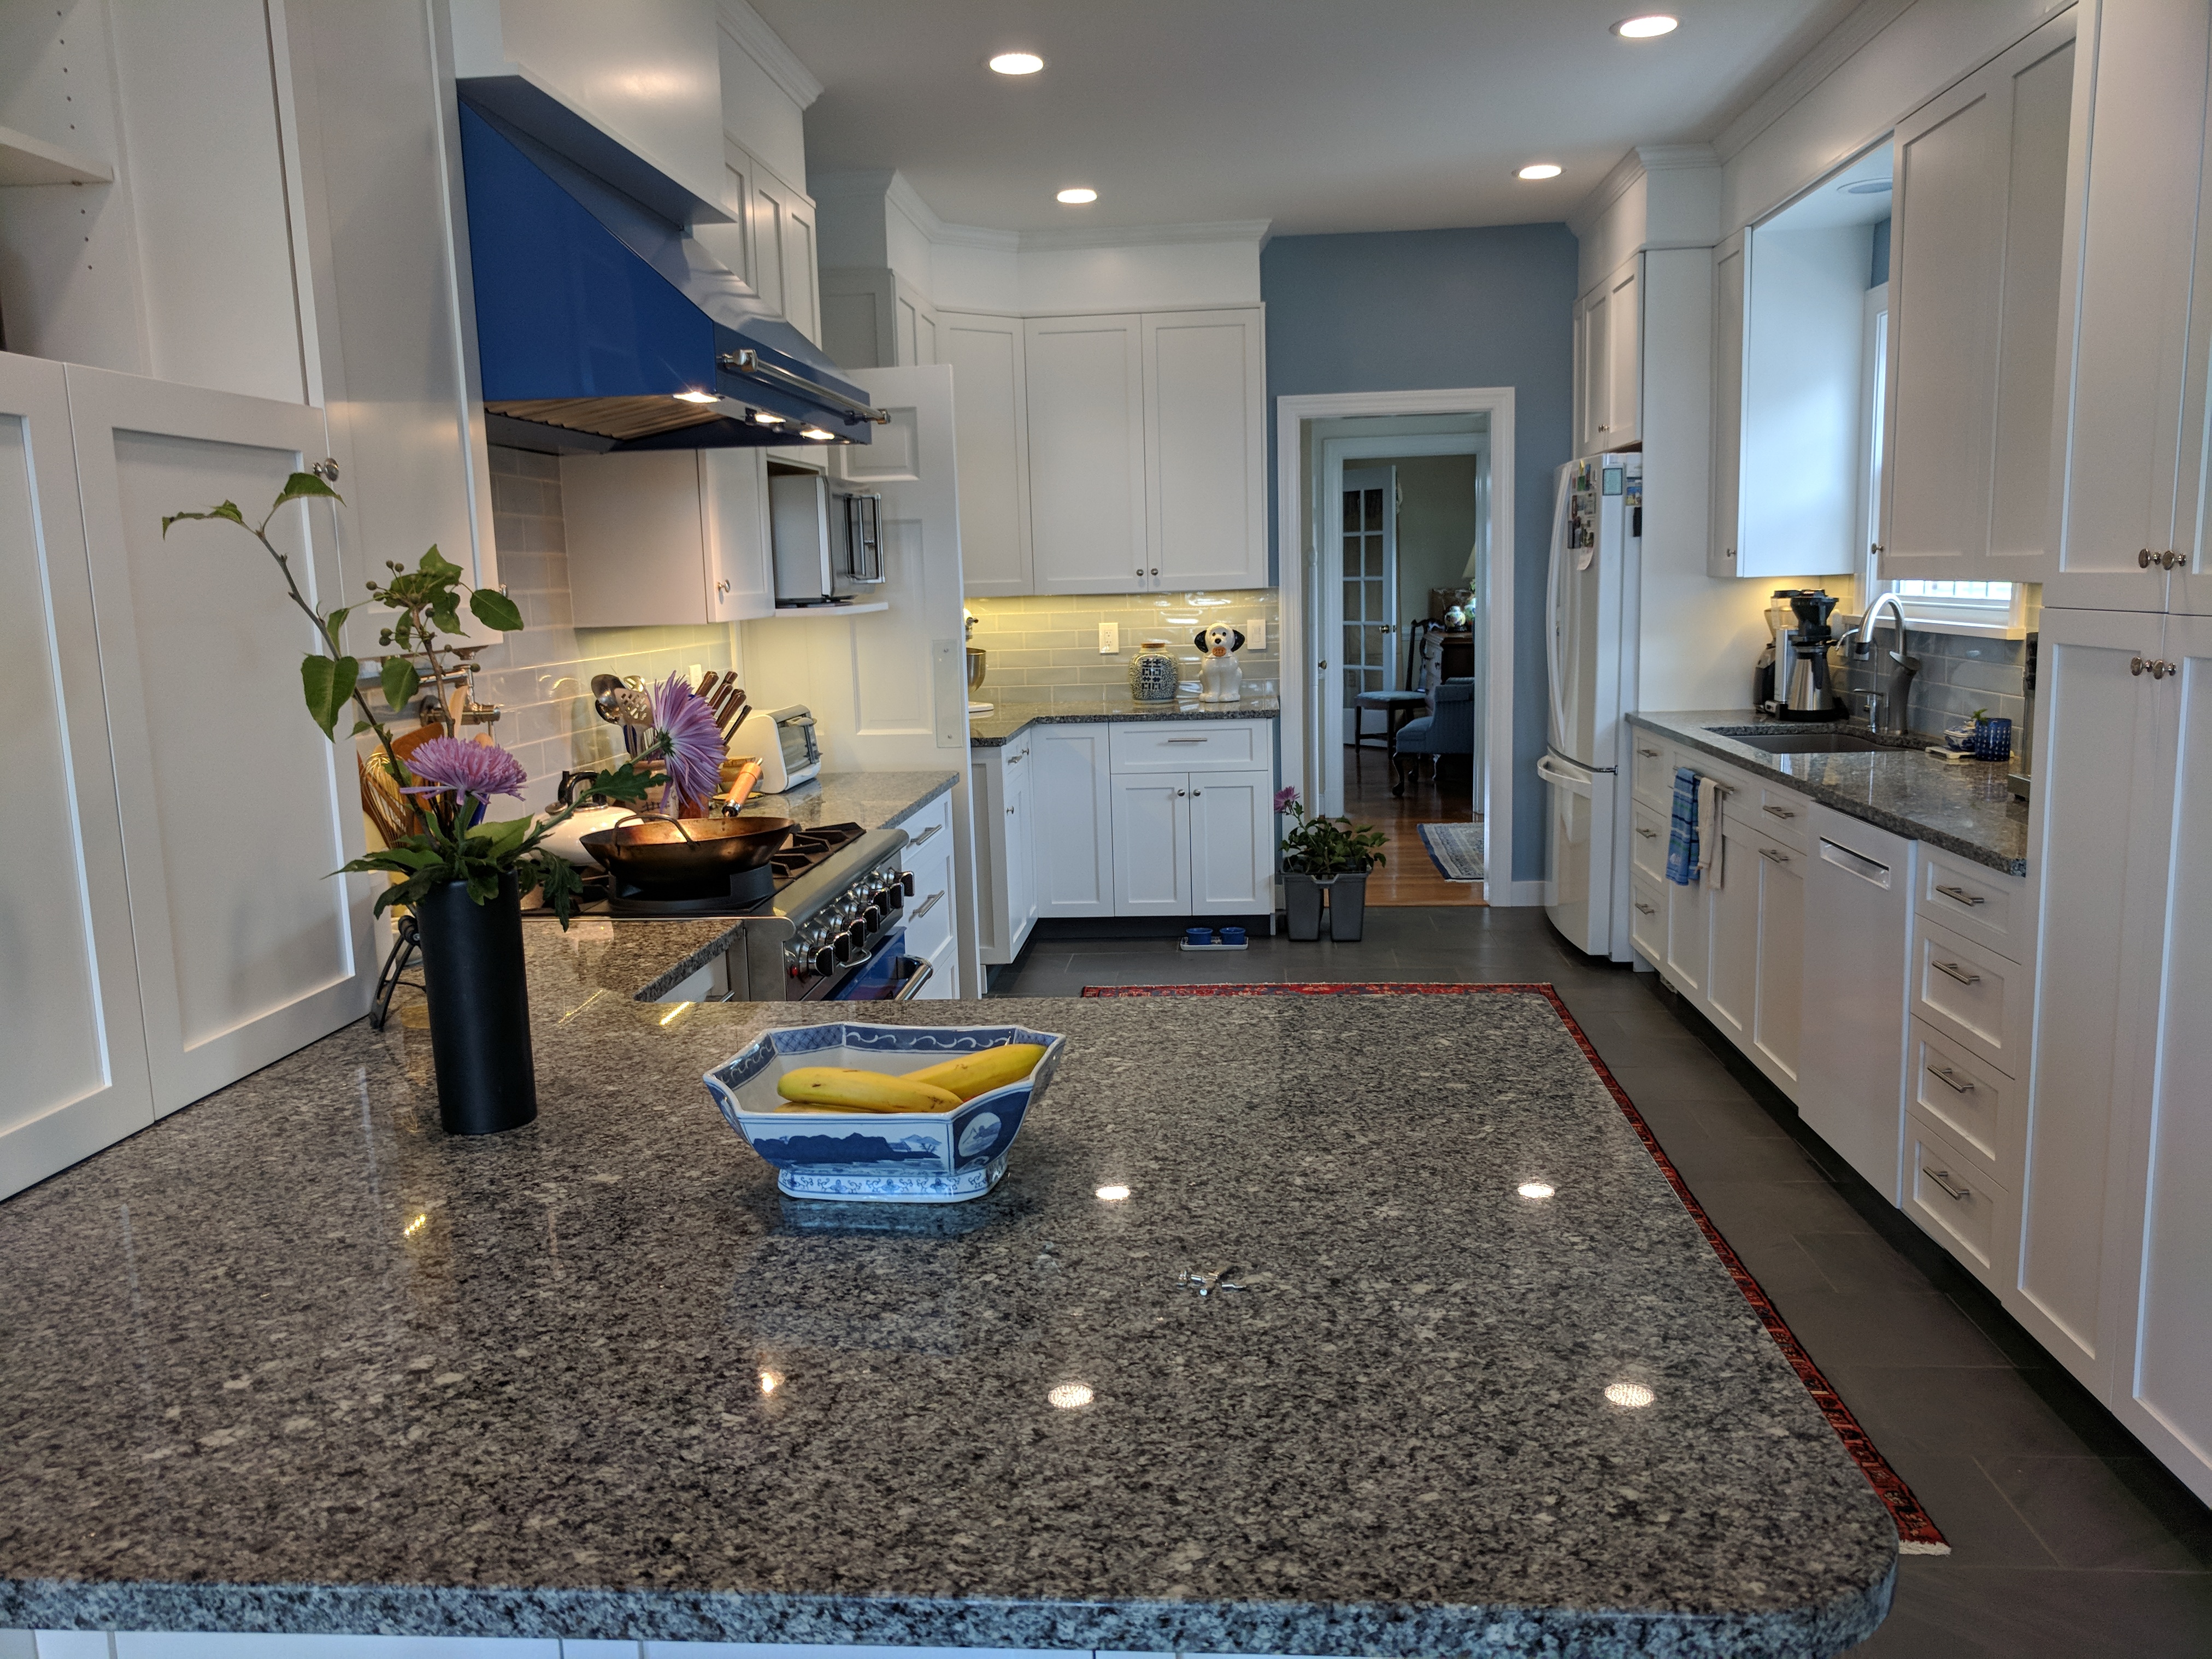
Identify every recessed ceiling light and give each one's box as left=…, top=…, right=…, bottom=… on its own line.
left=1516, top=163, right=1563, bottom=181
left=1613, top=14, right=1680, bottom=38
left=1841, top=178, right=1894, bottom=195
left=989, top=51, right=1044, bottom=75
left=672, top=390, right=717, bottom=404
left=1057, top=187, right=1098, bottom=204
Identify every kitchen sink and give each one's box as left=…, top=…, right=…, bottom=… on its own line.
left=1707, top=728, right=1892, bottom=755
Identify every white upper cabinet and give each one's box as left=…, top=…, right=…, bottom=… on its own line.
left=2043, top=0, right=2209, bottom=611
left=1709, top=234, right=1746, bottom=576
left=561, top=447, right=775, bottom=624
left=943, top=313, right=1033, bottom=596
left=1025, top=313, right=1149, bottom=595
left=696, top=140, right=821, bottom=347
left=1575, top=256, right=1642, bottom=457
left=822, top=268, right=941, bottom=371
left=1143, top=308, right=1267, bottom=590
left=1882, top=13, right=2075, bottom=585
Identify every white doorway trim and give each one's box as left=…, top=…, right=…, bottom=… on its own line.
left=1276, top=386, right=1526, bottom=904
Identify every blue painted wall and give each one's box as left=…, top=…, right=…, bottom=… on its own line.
left=1261, top=224, right=1578, bottom=887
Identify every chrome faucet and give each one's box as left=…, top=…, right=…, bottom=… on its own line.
left=1846, top=593, right=1920, bottom=738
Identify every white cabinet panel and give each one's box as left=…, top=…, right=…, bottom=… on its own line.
left=1629, top=871, right=1665, bottom=963
left=1709, top=234, right=1745, bottom=576
left=1749, top=828, right=1804, bottom=1089
left=1187, top=768, right=1272, bottom=913
left=1911, top=1017, right=2014, bottom=1170
left=1024, top=314, right=1146, bottom=595
left=2042, top=0, right=2206, bottom=609
left=562, top=449, right=775, bottom=625
left=1143, top=309, right=1266, bottom=590
left=1110, top=720, right=1266, bottom=773
left=1110, top=774, right=1190, bottom=915
left=1907, top=1111, right=2008, bottom=1287
left=1033, top=725, right=1114, bottom=918
left=1581, top=285, right=1609, bottom=457
left=1910, top=916, right=2032, bottom=1078
left=1916, top=851, right=2028, bottom=962
left=704, top=447, right=776, bottom=620
left=1705, top=825, right=1759, bottom=1046
left=1629, top=799, right=1667, bottom=883
left=942, top=313, right=1033, bottom=596
left=67, top=366, right=372, bottom=1116
left=2017, top=605, right=2169, bottom=1386
left=972, top=739, right=1035, bottom=966
left=1595, top=257, right=1641, bottom=451
left=1663, top=868, right=1709, bottom=1002
left=1882, top=15, right=2075, bottom=583
left=0, top=354, right=153, bottom=1199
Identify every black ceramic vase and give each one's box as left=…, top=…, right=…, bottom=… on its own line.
left=413, top=874, right=538, bottom=1135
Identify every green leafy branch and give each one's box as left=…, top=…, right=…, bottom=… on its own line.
left=338, top=797, right=586, bottom=925
left=1278, top=796, right=1387, bottom=878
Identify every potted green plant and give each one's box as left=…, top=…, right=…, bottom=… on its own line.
left=1274, top=787, right=1386, bottom=942
left=163, top=472, right=722, bottom=1134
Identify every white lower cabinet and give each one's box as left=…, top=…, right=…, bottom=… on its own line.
left=970, top=719, right=1276, bottom=954
left=1906, top=1111, right=2008, bottom=1287
left=1749, top=831, right=1805, bottom=1088
left=897, top=795, right=958, bottom=1002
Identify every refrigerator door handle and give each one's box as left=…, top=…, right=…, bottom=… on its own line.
left=1537, top=752, right=1594, bottom=793
left=1545, top=466, right=1572, bottom=752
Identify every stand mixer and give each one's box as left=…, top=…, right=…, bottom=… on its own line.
left=964, top=613, right=992, bottom=715
left=1763, top=589, right=1849, bottom=721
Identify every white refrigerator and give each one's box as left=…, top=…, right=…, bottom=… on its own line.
left=1540, top=454, right=1641, bottom=961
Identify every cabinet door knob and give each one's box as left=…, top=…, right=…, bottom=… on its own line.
left=2151, top=658, right=2176, bottom=679
left=716, top=579, right=731, bottom=598
left=1191, top=789, right=1202, bottom=797
left=2132, top=656, right=2149, bottom=676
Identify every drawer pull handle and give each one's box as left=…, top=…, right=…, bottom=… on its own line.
left=911, top=890, right=944, bottom=921
left=1928, top=1064, right=1975, bottom=1095
left=908, top=822, right=942, bottom=847
left=1758, top=846, right=1789, bottom=864
left=1761, top=803, right=1796, bottom=820
left=1636, top=827, right=1658, bottom=839
left=1634, top=901, right=1657, bottom=916
left=1934, top=883, right=1984, bottom=907
left=1008, top=752, right=1025, bottom=764
left=1923, top=1167, right=1973, bottom=1202
left=1637, top=746, right=1661, bottom=757
left=1164, top=737, right=1208, bottom=744
left=1933, top=959, right=1981, bottom=987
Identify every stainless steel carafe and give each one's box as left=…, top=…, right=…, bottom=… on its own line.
left=1777, top=590, right=1846, bottom=721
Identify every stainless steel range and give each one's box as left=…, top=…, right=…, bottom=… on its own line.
left=526, top=820, right=927, bottom=1002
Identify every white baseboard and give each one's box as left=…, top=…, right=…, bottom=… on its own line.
left=1481, top=878, right=1544, bottom=906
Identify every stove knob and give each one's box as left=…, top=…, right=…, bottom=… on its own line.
left=901, top=871, right=916, bottom=897
left=812, top=945, right=837, bottom=976
left=833, top=929, right=863, bottom=965
left=881, top=880, right=904, bottom=911
left=862, top=902, right=886, bottom=929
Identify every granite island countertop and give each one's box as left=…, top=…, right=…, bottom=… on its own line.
left=970, top=695, right=1280, bottom=748
left=0, top=920, right=1895, bottom=1656
left=1629, top=710, right=2029, bottom=876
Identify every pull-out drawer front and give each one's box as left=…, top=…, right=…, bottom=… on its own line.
left=901, top=798, right=958, bottom=963
left=1917, top=849, right=2028, bottom=964
left=1906, top=1112, right=2006, bottom=1284
left=1630, top=734, right=1674, bottom=810
left=1629, top=870, right=1666, bottom=963
left=1912, top=917, right=2029, bottom=1078
left=1909, top=1018, right=2010, bottom=1174
left=898, top=792, right=955, bottom=858
left=1110, top=720, right=1266, bottom=773
left=1749, top=784, right=1811, bottom=852
left=1631, top=800, right=1668, bottom=882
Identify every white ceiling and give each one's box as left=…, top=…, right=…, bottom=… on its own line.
left=754, top=0, right=1868, bottom=237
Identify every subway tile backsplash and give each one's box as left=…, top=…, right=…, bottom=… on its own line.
left=1833, top=626, right=2027, bottom=738
left=965, top=589, right=1281, bottom=704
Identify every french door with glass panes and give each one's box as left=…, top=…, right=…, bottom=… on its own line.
left=1342, top=467, right=1399, bottom=735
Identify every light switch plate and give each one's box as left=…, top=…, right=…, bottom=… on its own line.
left=1099, top=622, right=1119, bottom=654
left=1245, top=617, right=1266, bottom=650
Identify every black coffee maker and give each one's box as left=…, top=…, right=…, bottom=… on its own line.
left=1768, top=589, right=1848, bottom=722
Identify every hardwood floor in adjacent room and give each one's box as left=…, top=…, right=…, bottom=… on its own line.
left=1342, top=744, right=1484, bottom=906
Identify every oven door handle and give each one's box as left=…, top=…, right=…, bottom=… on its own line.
left=891, top=955, right=933, bottom=1001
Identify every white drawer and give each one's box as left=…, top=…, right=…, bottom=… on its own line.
left=1909, top=1018, right=2012, bottom=1174
left=1109, top=720, right=1266, bottom=773
left=1905, top=1111, right=2008, bottom=1286
left=1911, top=916, right=2031, bottom=1079
left=909, top=925, right=958, bottom=1001
left=1917, top=849, right=2028, bottom=965
left=1630, top=799, right=1667, bottom=882
left=1629, top=869, right=1666, bottom=963
left=898, top=792, right=954, bottom=858
left=1748, top=783, right=1811, bottom=851
left=1629, top=733, right=1673, bottom=809
left=900, top=834, right=957, bottom=962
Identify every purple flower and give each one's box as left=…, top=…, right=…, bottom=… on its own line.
left=1274, top=786, right=1298, bottom=812
left=649, top=672, right=727, bottom=807
left=399, top=736, right=528, bottom=800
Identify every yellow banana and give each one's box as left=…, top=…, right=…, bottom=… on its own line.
left=903, top=1043, right=1046, bottom=1101
left=775, top=1066, right=961, bottom=1113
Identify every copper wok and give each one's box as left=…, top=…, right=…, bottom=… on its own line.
left=579, top=816, right=796, bottom=889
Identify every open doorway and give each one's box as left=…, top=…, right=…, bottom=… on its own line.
left=1279, top=390, right=1515, bottom=907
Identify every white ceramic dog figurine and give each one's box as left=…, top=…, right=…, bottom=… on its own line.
left=1194, top=624, right=1246, bottom=702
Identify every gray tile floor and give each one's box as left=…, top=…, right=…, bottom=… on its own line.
left=991, top=907, right=2212, bottom=1656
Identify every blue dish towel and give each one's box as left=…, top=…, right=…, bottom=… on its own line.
left=1666, top=767, right=1701, bottom=886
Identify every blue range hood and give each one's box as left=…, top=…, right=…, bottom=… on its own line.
left=455, top=78, right=879, bottom=451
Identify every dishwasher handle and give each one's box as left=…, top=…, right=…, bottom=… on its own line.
left=1818, top=836, right=1893, bottom=888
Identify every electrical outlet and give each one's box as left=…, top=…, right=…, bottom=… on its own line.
left=687, top=663, right=704, bottom=687
left=1099, top=622, right=1119, bottom=654
left=1245, top=618, right=1266, bottom=650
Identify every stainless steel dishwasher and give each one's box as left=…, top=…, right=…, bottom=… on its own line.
left=1799, top=804, right=1917, bottom=1202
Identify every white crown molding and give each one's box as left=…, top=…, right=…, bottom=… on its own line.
left=716, top=0, right=822, bottom=111
left=811, top=170, right=1269, bottom=257
left=1637, top=142, right=1719, bottom=172
left=1711, top=0, right=1916, bottom=163
left=1009, top=218, right=1273, bottom=252
left=932, top=221, right=1022, bottom=253
left=1567, top=150, right=1649, bottom=239
left=884, top=170, right=950, bottom=243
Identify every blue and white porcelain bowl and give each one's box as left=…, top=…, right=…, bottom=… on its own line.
left=703, top=1023, right=1066, bottom=1204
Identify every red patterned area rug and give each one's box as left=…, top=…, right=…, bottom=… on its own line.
left=1081, top=980, right=1950, bottom=1555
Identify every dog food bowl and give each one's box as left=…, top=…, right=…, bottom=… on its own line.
left=703, top=1022, right=1065, bottom=1203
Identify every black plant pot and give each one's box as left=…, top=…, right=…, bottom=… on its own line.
left=413, top=874, right=538, bottom=1136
